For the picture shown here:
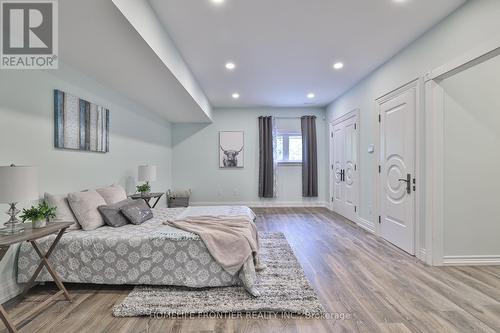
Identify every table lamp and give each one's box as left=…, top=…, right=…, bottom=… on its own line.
left=0, top=165, right=39, bottom=234
left=138, top=165, right=156, bottom=187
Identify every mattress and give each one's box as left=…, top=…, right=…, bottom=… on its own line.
left=17, top=207, right=257, bottom=294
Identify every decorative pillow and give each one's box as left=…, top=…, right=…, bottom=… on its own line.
left=96, top=184, right=127, bottom=205
left=98, top=199, right=134, bottom=227
left=67, top=190, right=107, bottom=231
left=121, top=200, right=153, bottom=225
left=44, top=193, right=81, bottom=230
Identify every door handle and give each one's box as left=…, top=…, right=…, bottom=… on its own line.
left=341, top=169, right=345, bottom=182
left=398, top=173, right=411, bottom=194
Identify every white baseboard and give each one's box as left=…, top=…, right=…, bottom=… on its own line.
left=443, top=255, right=500, bottom=266
left=190, top=201, right=329, bottom=208
left=418, top=248, right=426, bottom=261
left=355, top=217, right=376, bottom=234
left=0, top=279, right=22, bottom=304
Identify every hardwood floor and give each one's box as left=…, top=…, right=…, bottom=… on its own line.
left=2, top=207, right=500, bottom=333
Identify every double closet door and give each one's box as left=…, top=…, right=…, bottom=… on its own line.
left=331, top=114, right=358, bottom=222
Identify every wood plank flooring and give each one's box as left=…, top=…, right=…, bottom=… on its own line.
left=2, top=207, right=499, bottom=333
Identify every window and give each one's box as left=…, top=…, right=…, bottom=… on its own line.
left=276, top=133, right=302, bottom=164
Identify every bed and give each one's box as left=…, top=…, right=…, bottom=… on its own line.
left=17, top=207, right=259, bottom=295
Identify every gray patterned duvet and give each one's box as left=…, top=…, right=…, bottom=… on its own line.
left=17, top=208, right=258, bottom=294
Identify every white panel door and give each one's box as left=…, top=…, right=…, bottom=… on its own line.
left=379, top=86, right=416, bottom=255
left=343, top=117, right=357, bottom=214
left=332, top=123, right=345, bottom=207
left=331, top=115, right=358, bottom=221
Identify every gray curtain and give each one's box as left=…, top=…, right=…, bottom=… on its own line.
left=301, top=116, right=318, bottom=197
left=258, top=116, right=274, bottom=198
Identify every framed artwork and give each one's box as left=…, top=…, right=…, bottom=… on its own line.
left=54, top=89, right=109, bottom=153
left=219, top=131, right=244, bottom=168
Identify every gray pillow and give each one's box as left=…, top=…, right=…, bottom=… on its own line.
left=98, top=199, right=134, bottom=227
left=121, top=200, right=153, bottom=225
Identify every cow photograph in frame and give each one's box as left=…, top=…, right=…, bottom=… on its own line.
left=219, top=131, right=244, bottom=168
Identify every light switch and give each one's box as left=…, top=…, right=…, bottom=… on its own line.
left=368, top=144, right=375, bottom=153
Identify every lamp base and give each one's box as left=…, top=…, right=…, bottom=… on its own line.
left=0, top=224, right=25, bottom=235
left=1, top=203, right=25, bottom=235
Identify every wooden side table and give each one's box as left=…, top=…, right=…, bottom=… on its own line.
left=128, top=192, right=164, bottom=208
left=0, top=222, right=73, bottom=333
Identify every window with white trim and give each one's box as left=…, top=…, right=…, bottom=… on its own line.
left=274, top=118, right=302, bottom=164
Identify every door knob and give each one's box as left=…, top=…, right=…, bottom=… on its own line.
left=398, top=173, right=411, bottom=194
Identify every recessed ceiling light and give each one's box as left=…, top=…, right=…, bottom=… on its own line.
left=333, top=62, right=344, bottom=70
left=225, top=62, right=235, bottom=70
left=211, top=0, right=225, bottom=4
left=307, top=93, right=315, bottom=99
left=232, top=93, right=240, bottom=99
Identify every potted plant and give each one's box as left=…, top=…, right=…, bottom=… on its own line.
left=136, top=183, right=151, bottom=197
left=20, top=201, right=56, bottom=229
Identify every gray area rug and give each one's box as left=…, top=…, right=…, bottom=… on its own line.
left=113, top=232, right=325, bottom=317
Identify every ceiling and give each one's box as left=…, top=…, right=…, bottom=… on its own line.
left=59, top=0, right=212, bottom=123
left=149, top=0, right=466, bottom=108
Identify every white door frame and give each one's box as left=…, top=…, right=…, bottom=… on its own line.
left=329, top=108, right=361, bottom=225
left=424, top=36, right=500, bottom=266
left=376, top=78, right=424, bottom=260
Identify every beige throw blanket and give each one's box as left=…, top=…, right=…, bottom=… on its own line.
left=165, top=215, right=261, bottom=276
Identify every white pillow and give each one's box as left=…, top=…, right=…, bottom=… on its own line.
left=96, top=184, right=127, bottom=205
left=44, top=193, right=81, bottom=230
left=67, top=190, right=107, bottom=231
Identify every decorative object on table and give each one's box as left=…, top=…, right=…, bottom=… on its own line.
left=219, top=131, right=244, bottom=168
left=0, top=165, right=39, bottom=235
left=0, top=222, right=73, bottom=333
left=137, top=165, right=156, bottom=196
left=19, top=201, right=57, bottom=229
left=54, top=89, right=110, bottom=153
left=128, top=192, right=164, bottom=209
left=136, top=183, right=151, bottom=196
left=113, top=233, right=325, bottom=317
left=166, top=189, right=191, bottom=208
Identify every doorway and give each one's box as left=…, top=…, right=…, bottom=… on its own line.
left=376, top=80, right=420, bottom=255
left=330, top=110, right=359, bottom=223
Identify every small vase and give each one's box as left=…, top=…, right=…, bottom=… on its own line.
left=33, top=219, right=47, bottom=229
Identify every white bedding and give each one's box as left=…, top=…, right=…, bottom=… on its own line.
left=175, top=206, right=256, bottom=221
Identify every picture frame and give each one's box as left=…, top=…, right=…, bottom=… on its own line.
left=219, top=131, right=244, bottom=168
left=54, top=89, right=110, bottom=153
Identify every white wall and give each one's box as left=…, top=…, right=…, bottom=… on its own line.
left=112, top=0, right=213, bottom=121
left=172, top=108, right=328, bottom=206
left=326, top=0, right=500, bottom=257
left=440, top=53, right=500, bottom=257
left=0, top=63, right=173, bottom=302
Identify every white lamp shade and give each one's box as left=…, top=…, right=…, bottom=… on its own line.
left=0, top=166, right=39, bottom=203
left=138, top=165, right=157, bottom=182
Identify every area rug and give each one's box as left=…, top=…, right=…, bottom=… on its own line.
left=113, top=232, right=325, bottom=317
